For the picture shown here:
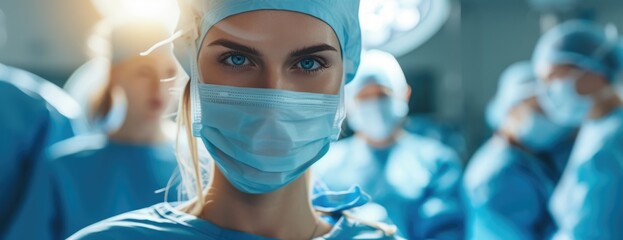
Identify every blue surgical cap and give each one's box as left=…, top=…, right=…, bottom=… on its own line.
left=191, top=0, right=362, bottom=84
left=346, top=50, right=409, bottom=103
left=533, top=20, right=623, bottom=81
left=486, top=61, right=537, bottom=130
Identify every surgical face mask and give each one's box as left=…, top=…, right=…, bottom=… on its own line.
left=193, top=83, right=340, bottom=194
left=517, top=111, right=571, bottom=151
left=347, top=97, right=408, bottom=142
left=538, top=74, right=593, bottom=127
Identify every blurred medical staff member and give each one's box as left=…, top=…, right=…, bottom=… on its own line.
left=0, top=66, right=80, bottom=236
left=314, top=49, right=464, bottom=239
left=533, top=20, right=623, bottom=239
left=463, top=61, right=575, bottom=240
left=69, top=0, right=406, bottom=239
left=5, top=9, right=181, bottom=240
left=0, top=8, right=80, bottom=238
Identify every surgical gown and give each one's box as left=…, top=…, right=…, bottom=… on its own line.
left=0, top=64, right=77, bottom=235
left=5, top=134, right=179, bottom=240
left=314, top=132, right=464, bottom=239
left=549, top=107, right=623, bottom=240
left=462, top=135, right=573, bottom=240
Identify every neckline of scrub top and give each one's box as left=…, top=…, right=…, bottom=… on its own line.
left=156, top=202, right=277, bottom=240
left=155, top=202, right=364, bottom=240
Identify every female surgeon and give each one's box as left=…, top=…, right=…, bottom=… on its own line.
left=70, top=0, right=404, bottom=239
left=534, top=20, right=623, bottom=239
left=463, top=61, right=575, bottom=240
left=4, top=14, right=181, bottom=240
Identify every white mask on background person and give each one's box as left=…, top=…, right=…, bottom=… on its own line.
left=538, top=74, right=593, bottom=127
left=348, top=96, right=408, bottom=142
left=516, top=110, right=572, bottom=151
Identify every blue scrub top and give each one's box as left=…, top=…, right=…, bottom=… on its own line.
left=69, top=202, right=404, bottom=240
left=0, top=64, right=77, bottom=235
left=550, top=107, right=623, bottom=240
left=463, top=135, right=573, bottom=240
left=5, top=134, right=179, bottom=240
left=314, top=132, right=464, bottom=239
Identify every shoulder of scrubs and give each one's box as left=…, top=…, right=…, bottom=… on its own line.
left=3, top=152, right=55, bottom=240
left=464, top=137, right=550, bottom=240
left=464, top=137, right=531, bottom=195
left=567, top=107, right=623, bottom=174
left=0, top=64, right=56, bottom=154
left=0, top=64, right=51, bottom=166
left=389, top=132, right=463, bottom=203
left=47, top=134, right=108, bottom=160
left=0, top=64, right=68, bottom=235
left=0, top=64, right=79, bottom=141
left=397, top=132, right=463, bottom=177
left=551, top=107, right=623, bottom=239
left=552, top=150, right=623, bottom=240
left=395, top=133, right=464, bottom=239
left=45, top=134, right=178, bottom=238
left=577, top=107, right=623, bottom=156
left=545, top=136, right=575, bottom=179
left=317, top=133, right=463, bottom=190
left=48, top=133, right=176, bottom=166
left=314, top=136, right=357, bottom=176
left=46, top=134, right=178, bottom=182
left=313, top=136, right=380, bottom=193
left=69, top=203, right=405, bottom=240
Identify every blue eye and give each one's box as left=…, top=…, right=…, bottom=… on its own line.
left=297, top=58, right=321, bottom=71
left=226, top=54, right=248, bottom=66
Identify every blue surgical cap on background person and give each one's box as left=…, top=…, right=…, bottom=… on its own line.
left=346, top=50, right=409, bottom=101
left=486, top=61, right=537, bottom=130
left=345, top=49, right=409, bottom=116
left=533, top=20, right=623, bottom=81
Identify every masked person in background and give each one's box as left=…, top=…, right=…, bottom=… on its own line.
left=533, top=20, right=623, bottom=240
left=4, top=7, right=182, bottom=240
left=314, top=49, right=464, bottom=240
left=0, top=8, right=80, bottom=239
left=463, top=61, right=576, bottom=240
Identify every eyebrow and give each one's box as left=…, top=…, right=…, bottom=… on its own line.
left=207, top=39, right=338, bottom=59
left=289, top=44, right=338, bottom=58
left=208, top=39, right=261, bottom=56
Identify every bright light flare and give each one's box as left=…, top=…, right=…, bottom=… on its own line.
left=91, top=0, right=180, bottom=31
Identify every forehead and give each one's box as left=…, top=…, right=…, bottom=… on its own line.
left=203, top=10, right=340, bottom=52
left=356, top=83, right=389, bottom=96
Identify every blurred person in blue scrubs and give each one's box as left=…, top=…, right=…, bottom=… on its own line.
left=4, top=10, right=182, bottom=240
left=314, top=49, right=464, bottom=239
left=0, top=8, right=80, bottom=238
left=463, top=61, right=575, bottom=240
left=68, top=0, right=405, bottom=239
left=533, top=20, right=623, bottom=239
